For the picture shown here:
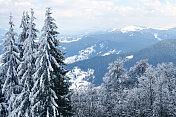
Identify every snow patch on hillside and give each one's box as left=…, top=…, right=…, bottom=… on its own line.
left=64, top=45, right=96, bottom=64
left=102, top=49, right=116, bottom=56
left=154, top=33, right=162, bottom=41
left=126, top=55, right=134, bottom=59
left=67, top=67, right=94, bottom=89
left=102, top=50, right=121, bottom=56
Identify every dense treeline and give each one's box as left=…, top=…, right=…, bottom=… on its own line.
left=0, top=9, right=72, bottom=117
left=71, top=59, right=176, bottom=117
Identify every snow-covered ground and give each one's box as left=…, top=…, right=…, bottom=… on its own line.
left=64, top=43, right=121, bottom=64
left=67, top=67, right=94, bottom=89
left=154, top=33, right=162, bottom=41
left=126, top=55, right=134, bottom=59
left=102, top=49, right=116, bottom=56
left=64, top=45, right=96, bottom=64
left=102, top=50, right=121, bottom=56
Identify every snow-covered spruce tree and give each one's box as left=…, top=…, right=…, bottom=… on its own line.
left=126, top=87, right=141, bottom=117
left=127, top=59, right=151, bottom=116
left=129, top=59, right=150, bottom=86
left=154, top=63, right=176, bottom=117
left=18, top=12, right=30, bottom=59
left=71, top=83, right=104, bottom=117
left=15, top=9, right=38, bottom=117
left=1, top=15, right=21, bottom=117
left=0, top=77, right=6, bottom=117
left=138, top=65, right=156, bottom=117
left=19, top=11, right=30, bottom=43
left=103, top=58, right=128, bottom=91
left=102, top=58, right=128, bottom=117
left=31, top=8, right=71, bottom=117
left=71, top=82, right=93, bottom=117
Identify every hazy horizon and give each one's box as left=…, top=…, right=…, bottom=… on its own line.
left=1, top=0, right=176, bottom=34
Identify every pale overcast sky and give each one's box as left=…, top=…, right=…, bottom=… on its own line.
left=1, top=0, right=176, bottom=34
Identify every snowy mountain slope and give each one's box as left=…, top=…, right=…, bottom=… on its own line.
left=102, top=49, right=119, bottom=56
left=68, top=39, right=176, bottom=86
left=64, top=45, right=96, bottom=64
left=62, top=36, right=156, bottom=64
left=60, top=26, right=176, bottom=64
left=64, top=41, right=122, bottom=64
left=67, top=67, right=94, bottom=89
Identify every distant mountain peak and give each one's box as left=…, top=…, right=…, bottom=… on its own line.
left=110, top=25, right=147, bottom=33
left=121, top=25, right=147, bottom=33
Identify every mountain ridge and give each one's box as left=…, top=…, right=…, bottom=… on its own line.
left=68, top=39, right=176, bottom=85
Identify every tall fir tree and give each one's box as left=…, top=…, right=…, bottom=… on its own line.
left=138, top=65, right=156, bottom=117
left=18, top=11, right=30, bottom=60
left=31, top=8, right=71, bottom=117
left=102, top=58, right=128, bottom=117
left=154, top=63, right=176, bottom=117
left=103, top=58, right=128, bottom=91
left=129, top=59, right=150, bottom=86
left=127, top=59, right=151, bottom=116
left=1, top=14, right=21, bottom=117
left=19, top=11, right=30, bottom=43
left=0, top=76, right=6, bottom=117
left=15, top=9, right=38, bottom=117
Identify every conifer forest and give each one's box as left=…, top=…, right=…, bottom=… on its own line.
left=0, top=3, right=176, bottom=117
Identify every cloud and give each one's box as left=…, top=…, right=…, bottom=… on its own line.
left=0, top=0, right=176, bottom=34
left=14, top=1, right=31, bottom=6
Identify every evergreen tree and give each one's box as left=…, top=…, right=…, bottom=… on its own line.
left=154, top=63, right=176, bottom=117
left=18, top=11, right=30, bottom=60
left=19, top=11, right=30, bottom=43
left=126, top=60, right=151, bottom=117
left=127, top=59, right=151, bottom=116
left=1, top=15, right=21, bottom=117
left=16, top=9, right=38, bottom=117
left=102, top=58, right=128, bottom=117
left=71, top=82, right=103, bottom=117
left=31, top=8, right=71, bottom=117
left=103, top=58, right=128, bottom=91
left=126, top=61, right=176, bottom=117
left=138, top=65, right=156, bottom=117
left=0, top=76, right=7, bottom=117
left=129, top=59, right=150, bottom=86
